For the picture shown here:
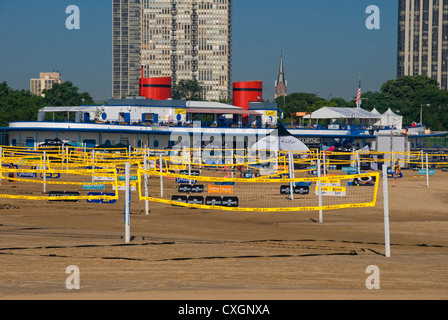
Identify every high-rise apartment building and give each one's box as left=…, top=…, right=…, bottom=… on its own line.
left=112, top=0, right=141, bottom=99
left=30, top=72, right=62, bottom=97
left=397, top=0, right=448, bottom=89
left=113, top=0, right=232, bottom=101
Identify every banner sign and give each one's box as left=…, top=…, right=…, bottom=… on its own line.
left=280, top=185, right=310, bottom=195
left=40, top=173, right=61, bottom=179
left=221, top=197, right=239, bottom=207
left=208, top=184, right=233, bottom=194
left=178, top=184, right=204, bottom=193
left=118, top=175, right=138, bottom=181
left=341, top=167, right=358, bottom=174
left=418, top=169, right=435, bottom=175
left=205, top=196, right=222, bottom=206
left=175, top=177, right=197, bottom=184
left=49, top=191, right=80, bottom=202
left=171, top=195, right=188, bottom=206
left=315, top=186, right=346, bottom=197
left=86, top=192, right=117, bottom=204
left=187, top=196, right=204, bottom=205
left=83, top=183, right=106, bottom=190
left=17, top=172, right=37, bottom=178
left=179, top=170, right=201, bottom=176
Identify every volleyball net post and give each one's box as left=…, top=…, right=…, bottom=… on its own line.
left=382, top=164, right=391, bottom=258
left=124, top=162, right=131, bottom=243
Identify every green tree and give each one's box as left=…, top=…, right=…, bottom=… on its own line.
left=360, top=76, right=448, bottom=130
left=42, top=81, right=94, bottom=106
left=172, top=79, right=204, bottom=101
left=0, top=82, right=45, bottom=127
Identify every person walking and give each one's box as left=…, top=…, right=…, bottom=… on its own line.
left=8, top=163, right=18, bottom=188
left=392, top=161, right=401, bottom=187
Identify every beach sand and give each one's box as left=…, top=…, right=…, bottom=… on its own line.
left=0, top=170, right=447, bottom=300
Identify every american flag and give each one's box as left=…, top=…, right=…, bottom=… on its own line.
left=355, top=78, right=361, bottom=108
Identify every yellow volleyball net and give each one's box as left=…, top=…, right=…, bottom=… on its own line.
left=0, top=160, right=119, bottom=203
left=137, top=168, right=380, bottom=212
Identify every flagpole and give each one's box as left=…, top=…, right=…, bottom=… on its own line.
left=356, top=76, right=362, bottom=109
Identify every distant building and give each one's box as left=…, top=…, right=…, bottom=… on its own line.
left=274, top=51, right=287, bottom=99
left=30, top=72, right=62, bottom=97
left=397, top=0, right=448, bottom=89
left=113, top=0, right=233, bottom=101
left=112, top=0, right=141, bottom=99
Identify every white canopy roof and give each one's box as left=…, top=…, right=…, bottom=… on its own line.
left=304, top=107, right=381, bottom=120
left=40, top=106, right=96, bottom=113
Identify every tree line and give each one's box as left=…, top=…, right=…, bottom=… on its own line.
left=0, top=81, right=94, bottom=126
left=276, top=76, right=448, bottom=131
left=1, top=76, right=448, bottom=130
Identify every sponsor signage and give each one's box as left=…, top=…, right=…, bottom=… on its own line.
left=113, top=185, right=137, bottom=191
left=418, top=169, right=436, bottom=175
left=118, top=175, right=138, bottom=181
left=178, top=184, right=204, bottom=193
left=179, top=170, right=201, bottom=176
left=320, top=178, right=341, bottom=187
left=17, top=172, right=37, bottom=178
left=93, top=175, right=114, bottom=181
left=205, top=196, right=222, bottom=206
left=40, top=173, right=61, bottom=179
left=171, top=195, right=188, bottom=206
left=171, top=195, right=240, bottom=207
left=341, top=167, right=358, bottom=174
left=214, top=181, right=235, bottom=186
left=86, top=192, right=117, bottom=204
left=187, top=196, right=204, bottom=205
left=280, top=185, right=310, bottom=195
left=315, top=186, right=346, bottom=197
left=175, top=178, right=197, bottom=184
left=241, top=172, right=255, bottom=178
left=49, top=191, right=80, bottom=202
left=208, top=184, right=233, bottom=194
left=83, top=183, right=106, bottom=190
left=221, top=197, right=239, bottom=207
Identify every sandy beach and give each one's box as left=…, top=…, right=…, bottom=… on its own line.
left=0, top=170, right=447, bottom=300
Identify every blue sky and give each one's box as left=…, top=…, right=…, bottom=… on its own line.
left=0, top=0, right=398, bottom=102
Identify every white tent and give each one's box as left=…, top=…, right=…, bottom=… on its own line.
left=304, top=107, right=381, bottom=120
left=250, top=124, right=310, bottom=152
left=371, top=108, right=381, bottom=115
left=377, top=108, right=403, bottom=130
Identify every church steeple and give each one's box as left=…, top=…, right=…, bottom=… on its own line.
left=275, top=50, right=287, bottom=99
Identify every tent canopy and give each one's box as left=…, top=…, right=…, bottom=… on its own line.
left=304, top=107, right=381, bottom=120
left=250, top=124, right=310, bottom=152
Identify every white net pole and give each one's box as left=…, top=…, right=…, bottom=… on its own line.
left=144, top=153, right=149, bottom=215
left=382, top=164, right=391, bottom=257
left=317, top=154, right=323, bottom=223
left=125, top=162, right=131, bottom=243
left=159, top=153, right=164, bottom=198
